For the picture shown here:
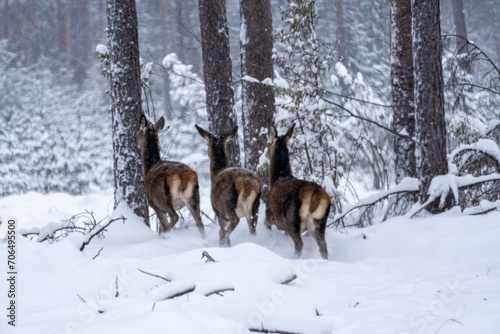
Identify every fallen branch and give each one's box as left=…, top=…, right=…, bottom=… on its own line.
left=80, top=216, right=126, bottom=251
left=249, top=329, right=301, bottom=334
left=205, top=287, right=235, bottom=297
left=201, top=251, right=217, bottom=263
left=138, top=269, right=172, bottom=282
left=328, top=178, right=418, bottom=227
left=281, top=275, right=297, bottom=285
left=164, top=285, right=196, bottom=300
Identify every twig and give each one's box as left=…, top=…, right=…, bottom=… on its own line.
left=205, top=288, right=235, bottom=297
left=281, top=275, right=297, bottom=285
left=201, top=251, right=217, bottom=263
left=249, top=329, right=301, bottom=334
left=79, top=216, right=126, bottom=251
left=92, top=247, right=104, bottom=260
left=201, top=210, right=217, bottom=225
left=76, top=294, right=87, bottom=304
left=164, top=285, right=196, bottom=300
left=115, top=275, right=119, bottom=297
left=138, top=269, right=172, bottom=282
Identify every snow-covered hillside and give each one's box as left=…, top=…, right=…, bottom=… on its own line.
left=1, top=191, right=499, bottom=334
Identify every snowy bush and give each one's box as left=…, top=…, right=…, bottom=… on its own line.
left=0, top=42, right=112, bottom=196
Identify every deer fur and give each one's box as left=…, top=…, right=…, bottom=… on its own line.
left=195, top=124, right=261, bottom=246
left=138, top=115, right=205, bottom=238
left=266, top=124, right=331, bottom=259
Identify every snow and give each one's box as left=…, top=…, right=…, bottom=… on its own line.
left=95, top=44, right=109, bottom=56
left=1, top=192, right=500, bottom=333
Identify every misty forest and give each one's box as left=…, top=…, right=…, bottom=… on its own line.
left=1, top=0, right=500, bottom=333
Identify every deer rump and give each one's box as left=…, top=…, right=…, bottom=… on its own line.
left=267, top=178, right=331, bottom=235
left=145, top=161, right=199, bottom=211
left=211, top=167, right=260, bottom=221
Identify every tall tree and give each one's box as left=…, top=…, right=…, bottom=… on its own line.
left=390, top=0, right=416, bottom=184
left=107, top=0, right=149, bottom=224
left=198, top=0, right=240, bottom=166
left=240, top=0, right=275, bottom=199
left=412, top=0, right=449, bottom=211
left=451, top=0, right=469, bottom=55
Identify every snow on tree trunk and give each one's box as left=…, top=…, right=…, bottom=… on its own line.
left=412, top=0, right=450, bottom=211
left=198, top=0, right=240, bottom=167
left=107, top=0, right=149, bottom=224
left=390, top=0, right=416, bottom=184
left=240, top=0, right=275, bottom=200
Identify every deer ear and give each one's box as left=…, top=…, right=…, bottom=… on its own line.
left=224, top=126, right=238, bottom=143
left=155, top=117, right=165, bottom=132
left=268, top=125, right=278, bottom=143
left=195, top=124, right=211, bottom=142
left=284, top=123, right=295, bottom=146
left=139, top=114, right=147, bottom=131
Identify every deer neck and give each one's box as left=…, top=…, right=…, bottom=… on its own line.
left=142, top=134, right=162, bottom=173
left=209, top=144, right=229, bottom=179
left=270, top=144, right=293, bottom=184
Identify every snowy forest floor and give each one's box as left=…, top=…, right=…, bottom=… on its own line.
left=1, top=189, right=500, bottom=334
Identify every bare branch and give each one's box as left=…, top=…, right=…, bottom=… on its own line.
left=164, top=285, right=196, bottom=300
left=281, top=275, right=297, bottom=285
left=138, top=269, right=172, bottom=282
left=205, top=288, right=235, bottom=297
left=80, top=216, right=126, bottom=251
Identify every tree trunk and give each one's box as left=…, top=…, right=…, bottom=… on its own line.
left=412, top=0, right=450, bottom=212
left=198, top=0, right=240, bottom=166
left=390, top=0, right=416, bottom=184
left=160, top=0, right=173, bottom=120
left=335, top=0, right=347, bottom=63
left=107, top=0, right=150, bottom=224
left=451, top=0, right=468, bottom=55
left=240, top=0, right=275, bottom=200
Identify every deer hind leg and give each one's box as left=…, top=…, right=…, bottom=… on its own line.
left=309, top=217, right=328, bottom=260
left=186, top=184, right=206, bottom=239
left=162, top=203, right=179, bottom=232
left=218, top=213, right=239, bottom=247
left=246, top=192, right=261, bottom=235
left=287, top=215, right=304, bottom=259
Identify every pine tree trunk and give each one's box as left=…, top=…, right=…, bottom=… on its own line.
left=198, top=0, right=240, bottom=167
left=390, top=0, right=416, bottom=184
left=160, top=0, right=173, bottom=120
left=240, top=0, right=275, bottom=201
left=451, top=0, right=468, bottom=55
left=335, top=0, right=347, bottom=63
left=107, top=0, right=150, bottom=224
left=412, top=0, right=450, bottom=211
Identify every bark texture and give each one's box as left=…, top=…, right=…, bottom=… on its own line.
left=412, top=0, right=449, bottom=210
left=107, top=0, right=150, bottom=224
left=198, top=0, right=240, bottom=167
left=390, top=0, right=416, bottom=184
left=240, top=0, right=275, bottom=200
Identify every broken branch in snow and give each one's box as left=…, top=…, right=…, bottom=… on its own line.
left=163, top=285, right=196, bottom=300
left=328, top=178, right=418, bottom=227
left=80, top=216, right=126, bottom=251
left=249, top=329, right=301, bottom=334
left=281, top=275, right=297, bottom=285
left=201, top=250, right=217, bottom=263
left=138, top=269, right=172, bottom=282
left=204, top=287, right=235, bottom=297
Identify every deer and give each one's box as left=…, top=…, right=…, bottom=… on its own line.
left=137, top=114, right=205, bottom=239
left=265, top=124, right=331, bottom=259
left=195, top=124, right=261, bottom=246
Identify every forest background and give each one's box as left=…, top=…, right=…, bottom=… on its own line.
left=1, top=0, right=499, bottom=224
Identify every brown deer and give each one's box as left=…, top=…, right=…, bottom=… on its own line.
left=137, top=115, right=205, bottom=238
left=266, top=124, right=331, bottom=259
left=195, top=125, right=261, bottom=246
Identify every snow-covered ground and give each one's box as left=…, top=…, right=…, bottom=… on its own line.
left=1, top=191, right=500, bottom=334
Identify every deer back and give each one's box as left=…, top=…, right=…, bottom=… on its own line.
left=267, top=124, right=331, bottom=229
left=138, top=116, right=199, bottom=211
left=196, top=125, right=261, bottom=220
